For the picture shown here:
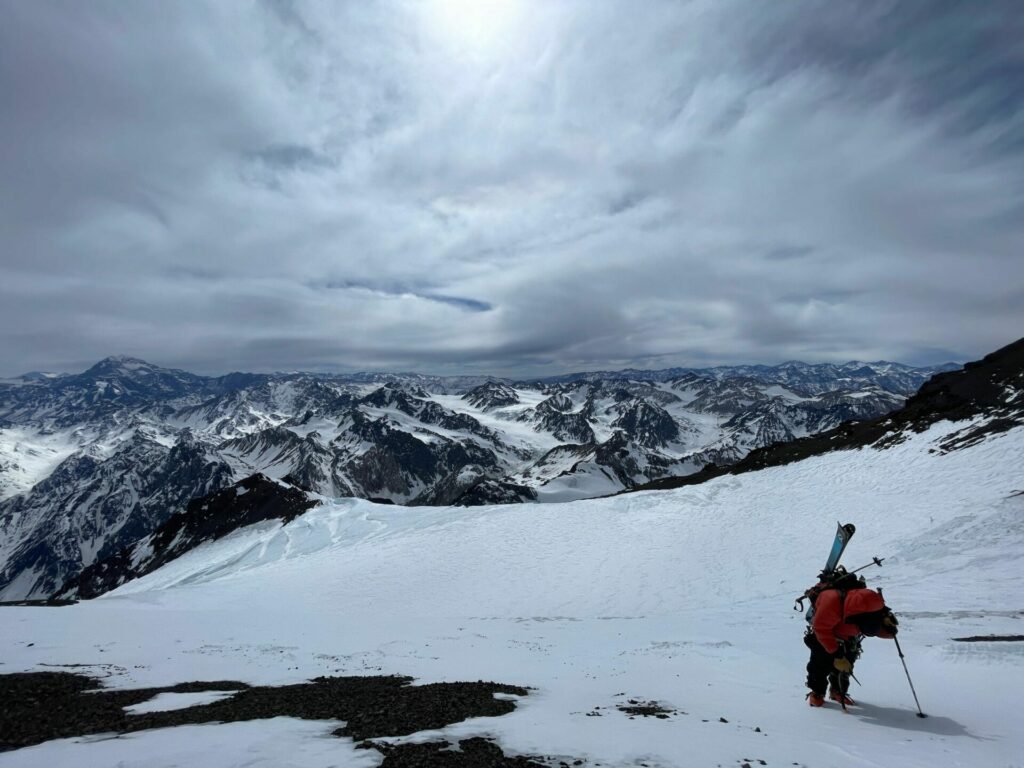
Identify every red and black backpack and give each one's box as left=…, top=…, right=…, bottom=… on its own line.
left=801, top=568, right=867, bottom=623
left=800, top=568, right=898, bottom=638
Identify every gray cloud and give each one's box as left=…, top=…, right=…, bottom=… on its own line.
left=248, top=144, right=334, bottom=170
left=765, top=246, right=815, bottom=262
left=1, top=0, right=1022, bottom=377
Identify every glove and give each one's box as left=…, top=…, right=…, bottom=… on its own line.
left=882, top=611, right=899, bottom=636
left=833, top=650, right=853, bottom=674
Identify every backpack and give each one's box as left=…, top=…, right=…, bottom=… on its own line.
left=798, top=570, right=899, bottom=638
left=799, top=568, right=867, bottom=624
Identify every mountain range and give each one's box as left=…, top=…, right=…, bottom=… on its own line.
left=0, top=354, right=956, bottom=599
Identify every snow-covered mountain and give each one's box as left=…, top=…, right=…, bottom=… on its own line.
left=0, top=354, right=955, bottom=598
left=638, top=336, right=1024, bottom=492
left=0, top=429, right=232, bottom=600
left=1, top=342, right=1019, bottom=768
left=57, top=336, right=1023, bottom=603
left=540, top=359, right=959, bottom=393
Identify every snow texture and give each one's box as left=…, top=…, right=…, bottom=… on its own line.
left=1, top=414, right=1021, bottom=766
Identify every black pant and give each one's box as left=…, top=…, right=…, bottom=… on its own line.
left=804, top=631, right=852, bottom=695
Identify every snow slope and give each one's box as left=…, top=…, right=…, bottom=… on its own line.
left=1, top=418, right=1021, bottom=767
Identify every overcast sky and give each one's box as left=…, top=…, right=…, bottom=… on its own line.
left=2, top=1, right=1021, bottom=377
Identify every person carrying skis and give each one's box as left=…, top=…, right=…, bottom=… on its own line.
left=802, top=569, right=899, bottom=707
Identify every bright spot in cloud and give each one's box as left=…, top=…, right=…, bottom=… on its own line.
left=424, top=0, right=526, bottom=56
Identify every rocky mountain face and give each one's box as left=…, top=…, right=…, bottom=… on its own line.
left=55, top=474, right=316, bottom=600
left=0, top=354, right=955, bottom=598
left=0, top=430, right=232, bottom=599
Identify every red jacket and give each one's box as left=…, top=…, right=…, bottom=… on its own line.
left=812, top=588, right=887, bottom=654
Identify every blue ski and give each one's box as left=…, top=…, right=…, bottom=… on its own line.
left=824, top=522, right=856, bottom=572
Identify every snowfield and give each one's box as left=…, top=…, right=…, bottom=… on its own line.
left=1, top=418, right=1022, bottom=767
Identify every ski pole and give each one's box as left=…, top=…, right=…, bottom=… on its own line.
left=848, top=556, right=885, bottom=575
left=893, top=635, right=927, bottom=718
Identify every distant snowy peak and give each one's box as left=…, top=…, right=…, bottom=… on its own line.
left=12, top=371, right=67, bottom=383
left=638, top=336, right=1024, bottom=493
left=86, top=355, right=164, bottom=374
left=79, top=356, right=206, bottom=397
left=0, top=357, right=215, bottom=428
left=611, top=400, right=680, bottom=448
left=528, top=395, right=596, bottom=444
left=540, top=359, right=957, bottom=393
left=674, top=376, right=772, bottom=415
left=462, top=382, right=520, bottom=410
left=359, top=383, right=429, bottom=407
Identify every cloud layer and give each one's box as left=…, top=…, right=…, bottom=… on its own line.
left=2, top=0, right=1022, bottom=376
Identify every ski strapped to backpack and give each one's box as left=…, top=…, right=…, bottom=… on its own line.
left=795, top=522, right=858, bottom=613
left=824, top=522, right=856, bottom=573
left=794, top=524, right=889, bottom=613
